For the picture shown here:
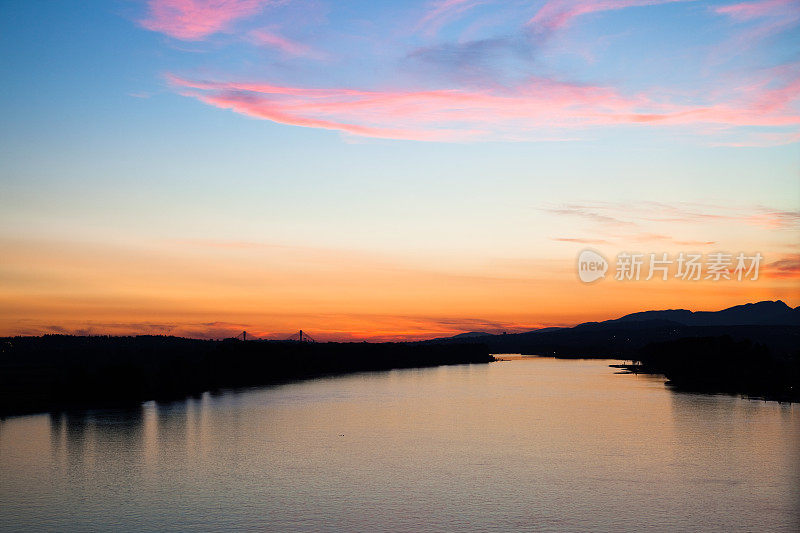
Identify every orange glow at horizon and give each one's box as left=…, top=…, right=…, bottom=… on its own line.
left=1, top=236, right=797, bottom=341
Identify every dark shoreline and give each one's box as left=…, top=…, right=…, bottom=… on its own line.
left=630, top=335, right=799, bottom=403
left=0, top=335, right=494, bottom=418
left=540, top=335, right=800, bottom=404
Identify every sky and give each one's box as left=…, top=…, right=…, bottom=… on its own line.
left=0, top=0, right=798, bottom=340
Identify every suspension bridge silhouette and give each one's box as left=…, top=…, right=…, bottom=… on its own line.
left=237, top=330, right=316, bottom=342
left=286, top=330, right=316, bottom=342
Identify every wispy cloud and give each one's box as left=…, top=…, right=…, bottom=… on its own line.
left=410, top=0, right=691, bottom=84
left=547, top=201, right=800, bottom=229
left=546, top=206, right=636, bottom=227
left=416, top=0, right=492, bottom=36
left=710, top=0, right=800, bottom=61
left=745, top=208, right=800, bottom=229
left=416, top=0, right=689, bottom=39
left=644, top=203, right=800, bottom=229
left=405, top=36, right=533, bottom=86
left=553, top=237, right=613, bottom=244
left=168, top=69, right=800, bottom=142
left=170, top=76, right=478, bottom=141
left=714, top=0, right=796, bottom=20
left=673, top=239, right=718, bottom=246
left=763, top=254, right=800, bottom=279
left=247, top=28, right=322, bottom=58
left=140, top=0, right=272, bottom=40
left=137, top=1, right=800, bottom=145
left=545, top=201, right=798, bottom=247
left=527, top=0, right=690, bottom=34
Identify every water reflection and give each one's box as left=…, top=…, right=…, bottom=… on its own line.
left=666, top=390, right=800, bottom=527
left=1, top=359, right=798, bottom=532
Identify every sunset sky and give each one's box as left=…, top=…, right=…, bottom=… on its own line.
left=1, top=0, right=798, bottom=340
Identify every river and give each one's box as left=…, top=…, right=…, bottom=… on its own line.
left=1, top=357, right=798, bottom=532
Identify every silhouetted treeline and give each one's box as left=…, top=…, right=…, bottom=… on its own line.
left=634, top=336, right=799, bottom=402
left=0, top=336, right=493, bottom=416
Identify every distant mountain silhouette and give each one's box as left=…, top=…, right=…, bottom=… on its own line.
left=523, top=326, right=564, bottom=334
left=613, top=300, right=799, bottom=326
left=427, top=300, right=799, bottom=359
left=429, top=327, right=566, bottom=343
left=450, top=331, right=492, bottom=339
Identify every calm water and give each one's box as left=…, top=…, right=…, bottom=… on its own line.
left=1, top=357, right=798, bottom=532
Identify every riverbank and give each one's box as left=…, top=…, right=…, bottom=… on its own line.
left=615, top=335, right=799, bottom=403
left=498, top=342, right=798, bottom=403
left=0, top=335, right=494, bottom=417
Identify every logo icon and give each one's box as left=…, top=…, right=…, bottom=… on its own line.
left=577, top=249, right=608, bottom=283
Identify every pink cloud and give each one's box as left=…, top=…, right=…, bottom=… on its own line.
left=528, top=0, right=689, bottom=32
left=248, top=28, right=320, bottom=58
left=709, top=0, right=800, bottom=60
left=168, top=71, right=800, bottom=142
left=416, top=0, right=690, bottom=38
left=744, top=208, right=800, bottom=229
left=141, top=0, right=270, bottom=40
left=169, top=74, right=643, bottom=140
left=715, top=0, right=795, bottom=20
left=191, top=90, right=479, bottom=141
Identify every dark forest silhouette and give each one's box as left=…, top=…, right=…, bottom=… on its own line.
left=631, top=335, right=798, bottom=402
left=0, top=337, right=492, bottom=416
